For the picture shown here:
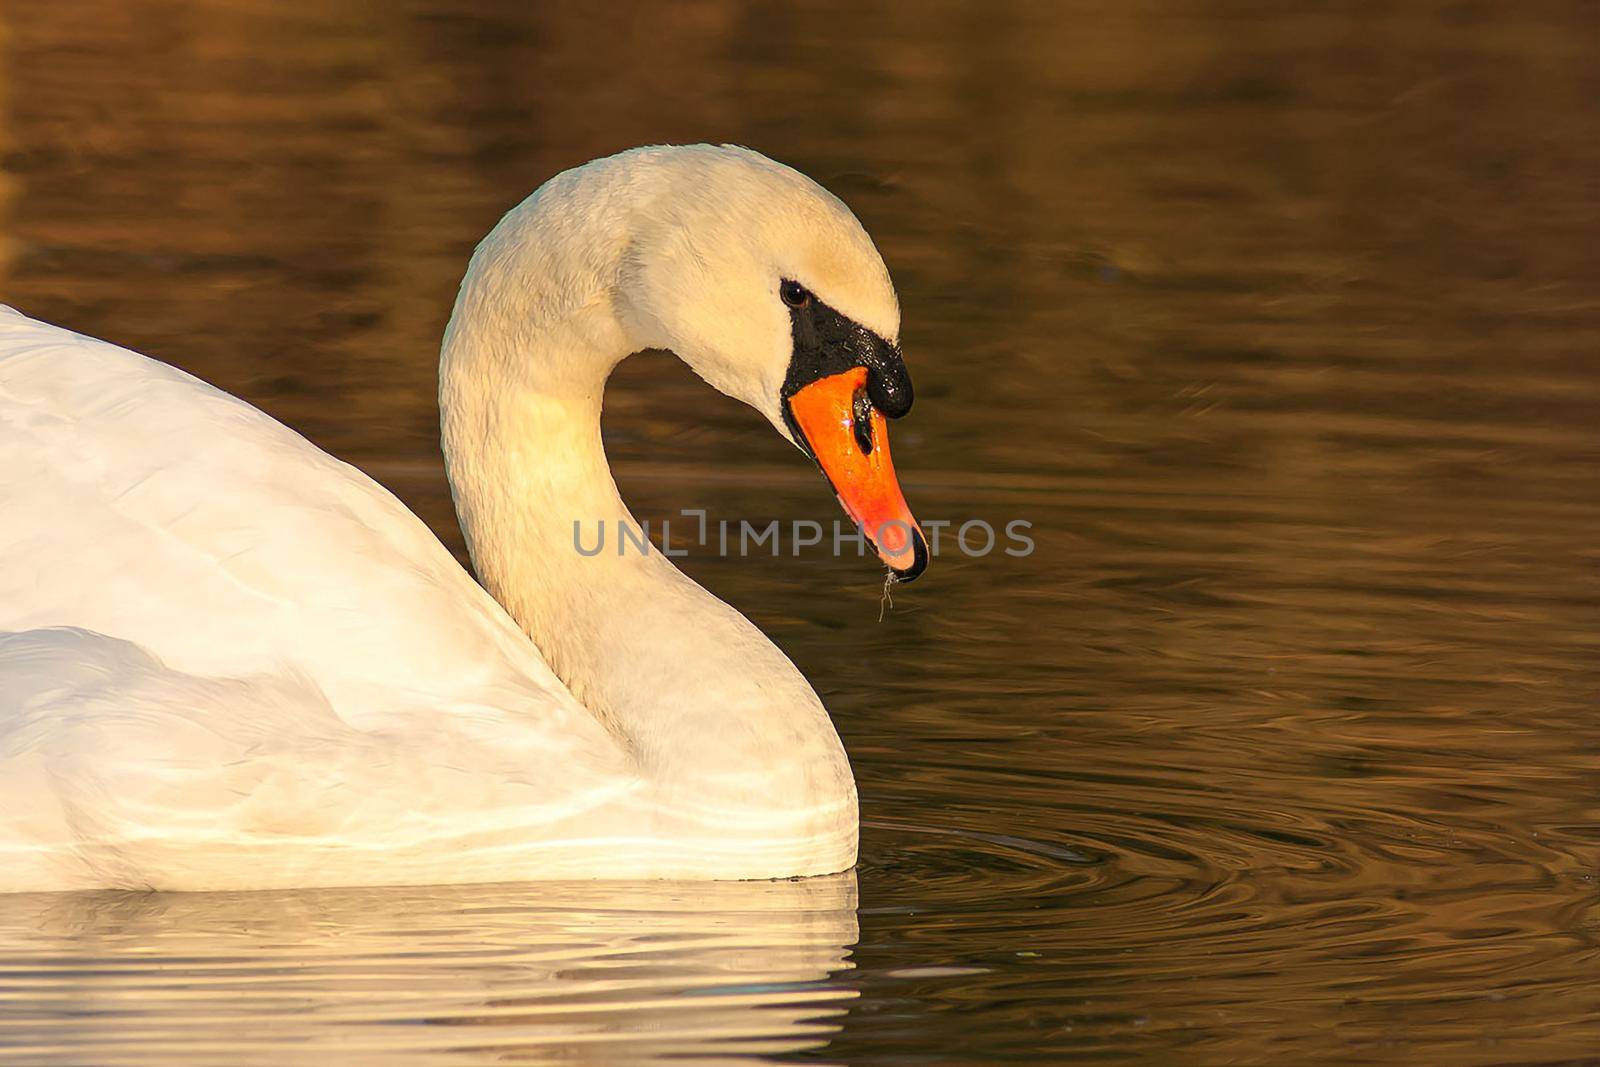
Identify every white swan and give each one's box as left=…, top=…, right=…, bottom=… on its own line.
left=0, top=144, right=927, bottom=892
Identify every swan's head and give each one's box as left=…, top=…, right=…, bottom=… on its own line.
left=618, top=145, right=926, bottom=581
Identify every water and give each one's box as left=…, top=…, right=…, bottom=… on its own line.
left=2, top=1, right=1599, bottom=1062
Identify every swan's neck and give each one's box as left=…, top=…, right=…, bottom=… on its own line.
left=437, top=199, right=854, bottom=818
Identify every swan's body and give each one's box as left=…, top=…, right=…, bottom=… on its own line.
left=0, top=145, right=922, bottom=892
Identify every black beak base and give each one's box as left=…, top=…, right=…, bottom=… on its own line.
left=780, top=281, right=913, bottom=420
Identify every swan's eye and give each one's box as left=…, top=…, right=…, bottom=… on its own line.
left=780, top=280, right=811, bottom=309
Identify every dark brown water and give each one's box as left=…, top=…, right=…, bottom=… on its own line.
left=3, top=2, right=1599, bottom=1063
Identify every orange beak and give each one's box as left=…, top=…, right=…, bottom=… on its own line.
left=786, top=367, right=928, bottom=580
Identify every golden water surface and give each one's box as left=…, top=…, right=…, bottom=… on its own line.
left=2, top=2, right=1598, bottom=1063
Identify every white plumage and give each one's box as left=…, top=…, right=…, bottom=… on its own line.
left=0, top=145, right=903, bottom=891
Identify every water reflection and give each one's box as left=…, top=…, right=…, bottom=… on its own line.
left=0, top=875, right=858, bottom=1065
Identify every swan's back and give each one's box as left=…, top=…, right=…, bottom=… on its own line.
left=0, top=306, right=570, bottom=725
left=0, top=307, right=649, bottom=890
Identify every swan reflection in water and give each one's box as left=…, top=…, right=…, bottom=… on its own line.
left=0, top=872, right=859, bottom=1064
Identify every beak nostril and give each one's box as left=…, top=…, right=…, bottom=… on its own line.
left=852, top=386, right=875, bottom=455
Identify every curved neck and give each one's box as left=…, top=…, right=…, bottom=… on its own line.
left=436, top=195, right=853, bottom=815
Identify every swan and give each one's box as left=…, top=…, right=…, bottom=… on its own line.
left=0, top=144, right=927, bottom=892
